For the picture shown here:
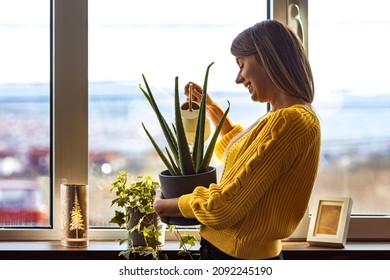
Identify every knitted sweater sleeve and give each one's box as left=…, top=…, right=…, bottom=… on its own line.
left=214, top=124, right=244, bottom=160
left=178, top=106, right=320, bottom=229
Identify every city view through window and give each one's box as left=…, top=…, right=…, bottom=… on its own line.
left=0, top=0, right=50, bottom=227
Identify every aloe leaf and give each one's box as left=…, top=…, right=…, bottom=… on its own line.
left=139, top=80, right=177, bottom=150
left=198, top=101, right=230, bottom=173
left=193, top=62, right=214, bottom=171
left=165, top=147, right=181, bottom=175
left=174, top=76, right=195, bottom=175
left=139, top=85, right=177, bottom=157
left=139, top=76, right=179, bottom=163
left=141, top=123, right=177, bottom=175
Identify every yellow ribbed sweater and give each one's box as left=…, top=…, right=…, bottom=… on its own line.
left=178, top=104, right=321, bottom=259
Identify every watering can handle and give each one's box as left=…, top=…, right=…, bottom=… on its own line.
left=189, top=83, right=193, bottom=112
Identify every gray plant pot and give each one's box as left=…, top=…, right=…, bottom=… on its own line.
left=126, top=207, right=159, bottom=246
left=158, top=166, right=217, bottom=225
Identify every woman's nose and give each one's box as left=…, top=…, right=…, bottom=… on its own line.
left=235, top=73, right=243, bottom=84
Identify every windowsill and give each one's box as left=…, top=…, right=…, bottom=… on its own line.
left=0, top=240, right=389, bottom=260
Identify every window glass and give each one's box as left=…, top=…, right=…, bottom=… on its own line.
left=88, top=0, right=268, bottom=226
left=0, top=0, right=51, bottom=227
left=309, top=0, right=390, bottom=214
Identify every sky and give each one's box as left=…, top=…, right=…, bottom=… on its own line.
left=1, top=0, right=389, bottom=96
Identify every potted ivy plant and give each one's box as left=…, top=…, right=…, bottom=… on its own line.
left=109, top=172, right=163, bottom=259
left=139, top=62, right=230, bottom=225
left=109, top=171, right=199, bottom=259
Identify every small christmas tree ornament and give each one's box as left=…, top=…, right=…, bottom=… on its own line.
left=60, top=183, right=89, bottom=247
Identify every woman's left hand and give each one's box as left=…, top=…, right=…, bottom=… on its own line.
left=153, top=191, right=183, bottom=224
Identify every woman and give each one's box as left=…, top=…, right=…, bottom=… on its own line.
left=153, top=20, right=321, bottom=260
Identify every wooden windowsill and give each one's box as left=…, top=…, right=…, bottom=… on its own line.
left=0, top=240, right=389, bottom=260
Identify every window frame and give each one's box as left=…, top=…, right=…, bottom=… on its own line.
left=0, top=0, right=388, bottom=241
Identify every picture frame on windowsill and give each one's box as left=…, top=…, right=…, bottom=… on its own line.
left=307, top=196, right=353, bottom=248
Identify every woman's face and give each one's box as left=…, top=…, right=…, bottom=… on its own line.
left=235, top=54, right=275, bottom=103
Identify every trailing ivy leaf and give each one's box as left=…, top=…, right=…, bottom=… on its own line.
left=109, top=210, right=126, bottom=228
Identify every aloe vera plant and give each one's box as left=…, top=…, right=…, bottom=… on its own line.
left=139, top=62, right=230, bottom=176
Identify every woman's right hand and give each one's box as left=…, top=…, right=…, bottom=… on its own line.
left=184, top=81, right=235, bottom=137
left=184, top=82, right=215, bottom=108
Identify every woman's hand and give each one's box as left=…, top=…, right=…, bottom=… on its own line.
left=184, top=82, right=235, bottom=137
left=153, top=190, right=182, bottom=224
left=184, top=82, right=215, bottom=107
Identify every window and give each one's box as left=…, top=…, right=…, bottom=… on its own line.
left=0, top=0, right=51, bottom=228
left=1, top=0, right=388, bottom=241
left=309, top=0, right=390, bottom=214
left=88, top=0, right=268, bottom=227
left=307, top=0, right=390, bottom=238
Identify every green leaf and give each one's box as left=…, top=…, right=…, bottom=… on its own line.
left=139, top=77, right=179, bottom=163
left=193, top=62, right=214, bottom=171
left=165, top=147, right=181, bottom=175
left=119, top=250, right=132, bottom=260
left=141, top=123, right=177, bottom=175
left=174, top=76, right=195, bottom=175
left=109, top=210, right=126, bottom=228
left=199, top=100, right=230, bottom=172
left=179, top=234, right=197, bottom=248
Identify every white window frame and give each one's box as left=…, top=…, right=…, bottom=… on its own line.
left=0, top=0, right=388, bottom=241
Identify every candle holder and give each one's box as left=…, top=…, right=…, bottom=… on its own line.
left=60, top=183, right=89, bottom=247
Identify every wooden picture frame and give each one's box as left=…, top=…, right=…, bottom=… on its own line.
left=307, top=196, right=353, bottom=248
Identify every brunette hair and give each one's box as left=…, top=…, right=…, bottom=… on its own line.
left=230, top=20, right=314, bottom=103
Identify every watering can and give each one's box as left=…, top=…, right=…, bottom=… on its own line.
left=180, top=83, right=210, bottom=145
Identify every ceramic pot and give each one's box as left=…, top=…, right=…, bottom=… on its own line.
left=126, top=208, right=164, bottom=246
left=158, top=166, right=217, bottom=225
